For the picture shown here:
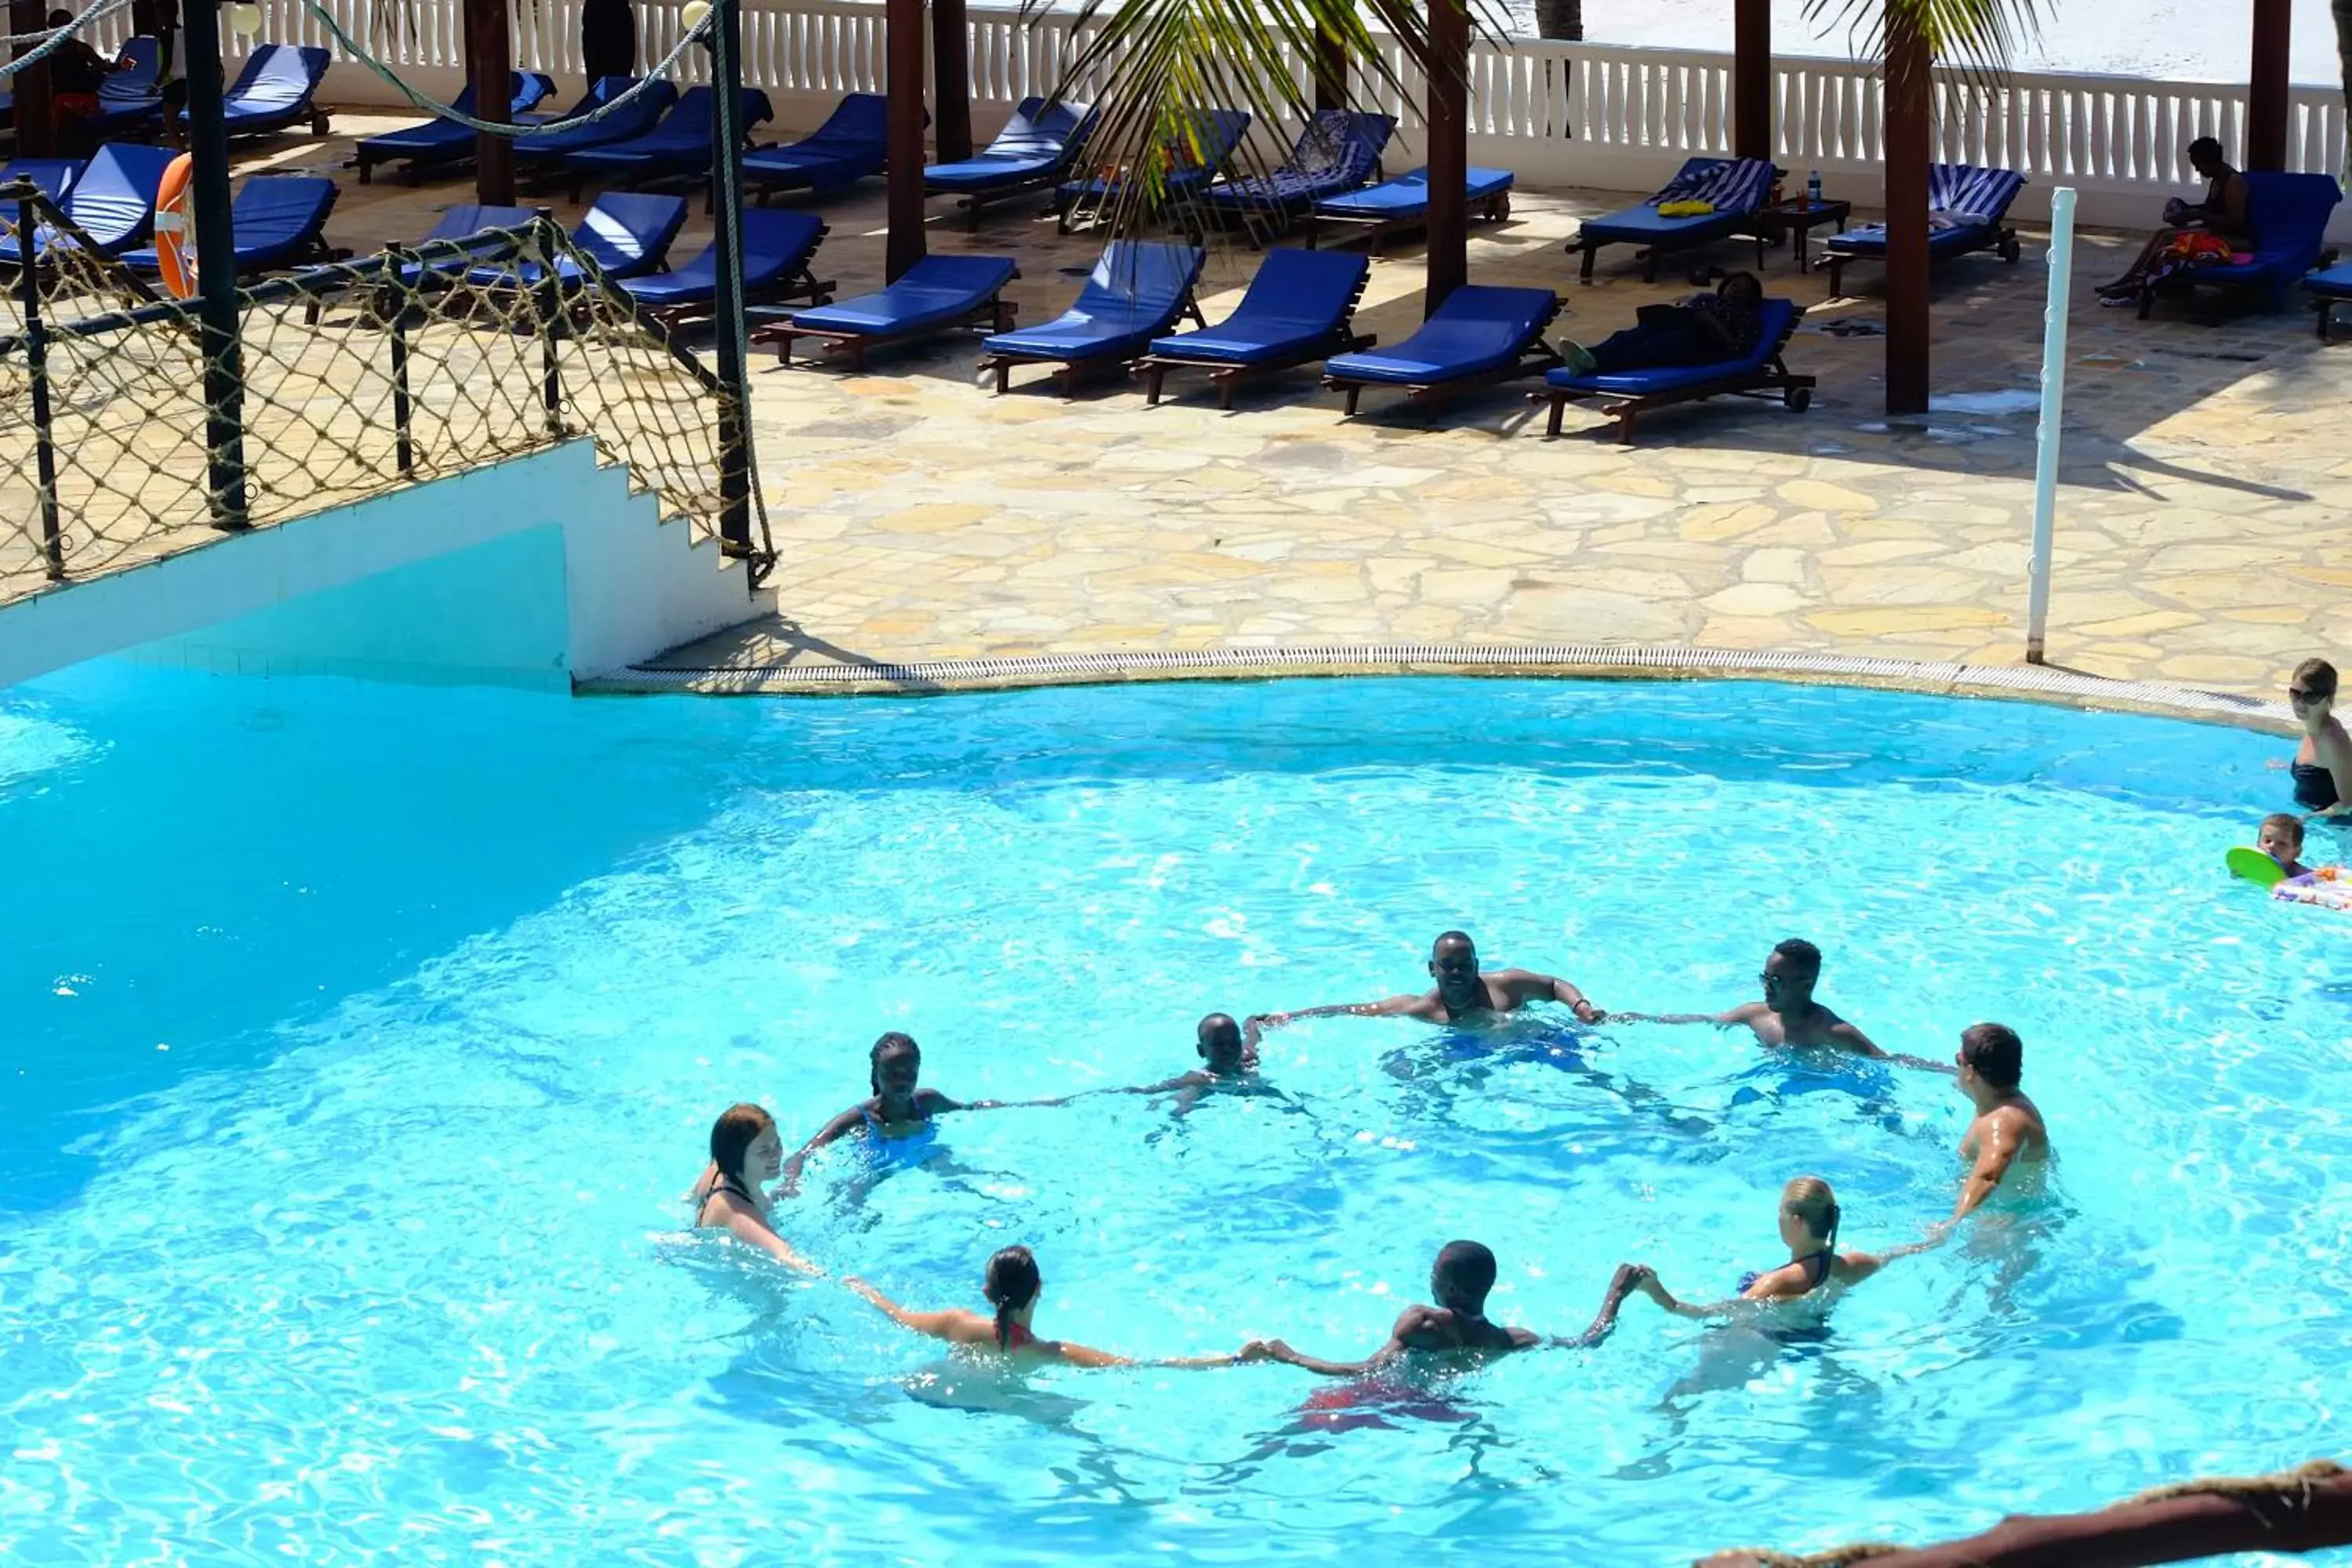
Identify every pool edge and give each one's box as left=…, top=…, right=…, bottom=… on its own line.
left=586, top=643, right=2297, bottom=735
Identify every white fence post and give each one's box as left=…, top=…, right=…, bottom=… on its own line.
left=2025, top=185, right=2075, bottom=667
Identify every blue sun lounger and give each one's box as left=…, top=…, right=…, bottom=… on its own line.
left=1569, top=156, right=1776, bottom=281
left=379, top=202, right=543, bottom=294
left=121, top=173, right=342, bottom=275
left=81, top=36, right=165, bottom=138
left=1202, top=110, right=1394, bottom=235
left=354, top=73, right=559, bottom=183
left=462, top=191, right=687, bottom=289
left=2142, top=171, right=2343, bottom=321
left=0, top=157, right=83, bottom=207
left=514, top=78, right=678, bottom=170
left=1055, top=108, right=1250, bottom=233
left=975, top=239, right=1205, bottom=394
left=1322, top=284, right=1563, bottom=416
left=616, top=208, right=834, bottom=327
left=175, top=43, right=332, bottom=140
left=0, top=142, right=174, bottom=264
left=754, top=252, right=1019, bottom=369
left=742, top=93, right=891, bottom=201
left=1823, top=163, right=2026, bottom=296
left=562, top=86, right=775, bottom=198
left=1307, top=165, right=1513, bottom=253
left=1133, top=247, right=1374, bottom=408
left=924, top=96, right=1097, bottom=230
left=2308, top=260, right=2352, bottom=340
left=1539, top=297, right=1813, bottom=442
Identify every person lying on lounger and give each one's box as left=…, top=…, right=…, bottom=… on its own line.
left=2095, top=136, right=2250, bottom=303
left=1558, top=271, right=1765, bottom=375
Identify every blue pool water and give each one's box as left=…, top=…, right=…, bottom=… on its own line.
left=4, top=663, right=2350, bottom=1565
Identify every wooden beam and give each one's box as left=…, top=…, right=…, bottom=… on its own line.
left=9, top=0, right=55, bottom=158
left=1733, top=0, right=1770, bottom=162
left=466, top=0, right=514, bottom=205
left=885, top=0, right=928, bottom=280
left=930, top=0, right=972, bottom=163
left=1702, top=1465, right=2352, bottom=1568
left=2245, top=0, right=2291, bottom=170
left=1423, top=0, right=1468, bottom=314
left=1315, top=18, right=1348, bottom=113
left=1880, top=0, right=1932, bottom=416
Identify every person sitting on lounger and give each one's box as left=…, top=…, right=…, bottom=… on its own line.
left=1559, top=271, right=1765, bottom=375
left=2095, top=137, right=2250, bottom=303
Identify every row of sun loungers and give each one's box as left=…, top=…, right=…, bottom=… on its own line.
left=0, top=143, right=343, bottom=273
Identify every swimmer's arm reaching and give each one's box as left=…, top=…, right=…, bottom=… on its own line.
left=1544, top=1265, right=1643, bottom=1347
left=1507, top=969, right=1606, bottom=1024
left=1249, top=997, right=1424, bottom=1036
left=705, top=1196, right=820, bottom=1275
left=843, top=1278, right=996, bottom=1345
left=1950, top=1116, right=2027, bottom=1220
left=1822, top=1019, right=1889, bottom=1058
left=1613, top=1002, right=1765, bottom=1028
left=1625, top=1265, right=1751, bottom=1319
left=779, top=1105, right=869, bottom=1191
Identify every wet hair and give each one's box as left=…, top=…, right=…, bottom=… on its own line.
left=1196, top=1012, right=1243, bottom=1062
left=983, top=1244, right=1042, bottom=1348
left=1959, top=1022, right=2024, bottom=1090
left=2187, top=136, right=2225, bottom=164
left=1432, top=930, right=1475, bottom=957
left=2292, top=659, right=2338, bottom=700
left=2260, top=812, right=2307, bottom=852
left=1782, top=1176, right=1842, bottom=1252
left=1770, top=938, right=1823, bottom=978
left=869, top=1031, right=920, bottom=1094
left=708, top=1102, right=775, bottom=1186
left=1432, top=1240, right=1498, bottom=1313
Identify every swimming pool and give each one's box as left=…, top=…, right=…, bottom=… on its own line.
left=4, top=663, right=2349, bottom=1565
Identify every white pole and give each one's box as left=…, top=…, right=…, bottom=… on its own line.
left=2025, top=185, right=2076, bottom=666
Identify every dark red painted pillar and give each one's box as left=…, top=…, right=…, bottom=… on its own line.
left=1733, top=0, right=1770, bottom=161
left=9, top=0, right=55, bottom=158
left=885, top=0, right=927, bottom=279
left=1424, top=0, right=1468, bottom=314
left=1316, top=20, right=1347, bottom=113
left=466, top=0, right=514, bottom=205
left=930, top=0, right=971, bottom=163
left=1881, top=2, right=1932, bottom=415
left=2245, top=0, right=2291, bottom=170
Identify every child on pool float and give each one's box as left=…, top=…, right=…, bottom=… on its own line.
left=2257, top=814, right=2352, bottom=911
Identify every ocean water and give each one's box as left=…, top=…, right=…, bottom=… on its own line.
left=4, top=662, right=2350, bottom=1566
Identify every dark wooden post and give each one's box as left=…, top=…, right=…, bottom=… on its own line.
left=183, top=0, right=248, bottom=524
left=2245, top=0, right=2291, bottom=170
left=1423, top=0, right=1468, bottom=314
left=9, top=0, right=56, bottom=158
left=885, top=0, right=928, bottom=278
left=1733, top=0, right=1770, bottom=161
left=1881, top=0, right=1931, bottom=415
left=466, top=0, right=514, bottom=204
left=930, top=0, right=971, bottom=162
left=1316, top=18, right=1347, bottom=113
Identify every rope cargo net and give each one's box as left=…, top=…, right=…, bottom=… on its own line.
left=0, top=191, right=762, bottom=605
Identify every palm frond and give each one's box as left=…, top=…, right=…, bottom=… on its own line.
left=1801, top=0, right=2042, bottom=82
left=1019, top=0, right=1508, bottom=244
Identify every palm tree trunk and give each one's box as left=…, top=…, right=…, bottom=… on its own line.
left=2333, top=0, right=2352, bottom=173
left=1882, top=0, right=1931, bottom=415
left=465, top=0, right=514, bottom=205
left=885, top=0, right=928, bottom=281
left=931, top=0, right=972, bottom=163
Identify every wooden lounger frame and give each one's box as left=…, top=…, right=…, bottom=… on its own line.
left=1539, top=358, right=1815, bottom=442
left=750, top=284, right=1018, bottom=371
left=1323, top=303, right=1565, bottom=418
left=1826, top=224, right=2020, bottom=296
left=1304, top=186, right=1510, bottom=256
left=1570, top=217, right=1773, bottom=283
left=1132, top=270, right=1377, bottom=408
left=975, top=296, right=1207, bottom=396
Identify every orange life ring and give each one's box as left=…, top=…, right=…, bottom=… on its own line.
left=154, top=153, right=194, bottom=300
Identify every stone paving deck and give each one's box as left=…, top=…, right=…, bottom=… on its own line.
left=27, top=117, right=2352, bottom=702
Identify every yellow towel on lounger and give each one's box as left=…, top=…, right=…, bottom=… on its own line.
left=1657, top=199, right=1716, bottom=217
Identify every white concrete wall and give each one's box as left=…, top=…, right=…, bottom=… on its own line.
left=0, top=441, right=758, bottom=693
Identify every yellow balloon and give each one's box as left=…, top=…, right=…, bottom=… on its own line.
left=230, top=3, right=263, bottom=36
left=680, top=0, right=712, bottom=29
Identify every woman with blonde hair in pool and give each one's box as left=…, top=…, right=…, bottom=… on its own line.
left=686, top=1102, right=820, bottom=1275
left=845, top=1245, right=1241, bottom=1369
left=1623, top=1177, right=1920, bottom=1316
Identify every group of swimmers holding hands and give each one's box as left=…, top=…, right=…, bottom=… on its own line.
left=683, top=929, right=2049, bottom=1381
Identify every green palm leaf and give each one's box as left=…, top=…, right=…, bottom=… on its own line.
left=1801, top=0, right=2041, bottom=81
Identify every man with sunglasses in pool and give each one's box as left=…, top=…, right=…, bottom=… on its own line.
left=1620, top=938, right=1888, bottom=1058
left=1245, top=930, right=1606, bottom=1041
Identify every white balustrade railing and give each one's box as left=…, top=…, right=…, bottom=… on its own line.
left=141, top=0, right=2344, bottom=230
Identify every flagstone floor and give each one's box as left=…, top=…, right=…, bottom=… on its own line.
left=143, top=119, right=2352, bottom=700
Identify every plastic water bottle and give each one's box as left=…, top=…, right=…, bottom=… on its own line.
left=1806, top=169, right=1822, bottom=206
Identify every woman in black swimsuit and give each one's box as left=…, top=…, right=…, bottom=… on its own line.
left=2288, top=659, right=2351, bottom=818
left=688, top=1102, right=820, bottom=1274
left=1622, top=1178, right=1912, bottom=1316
